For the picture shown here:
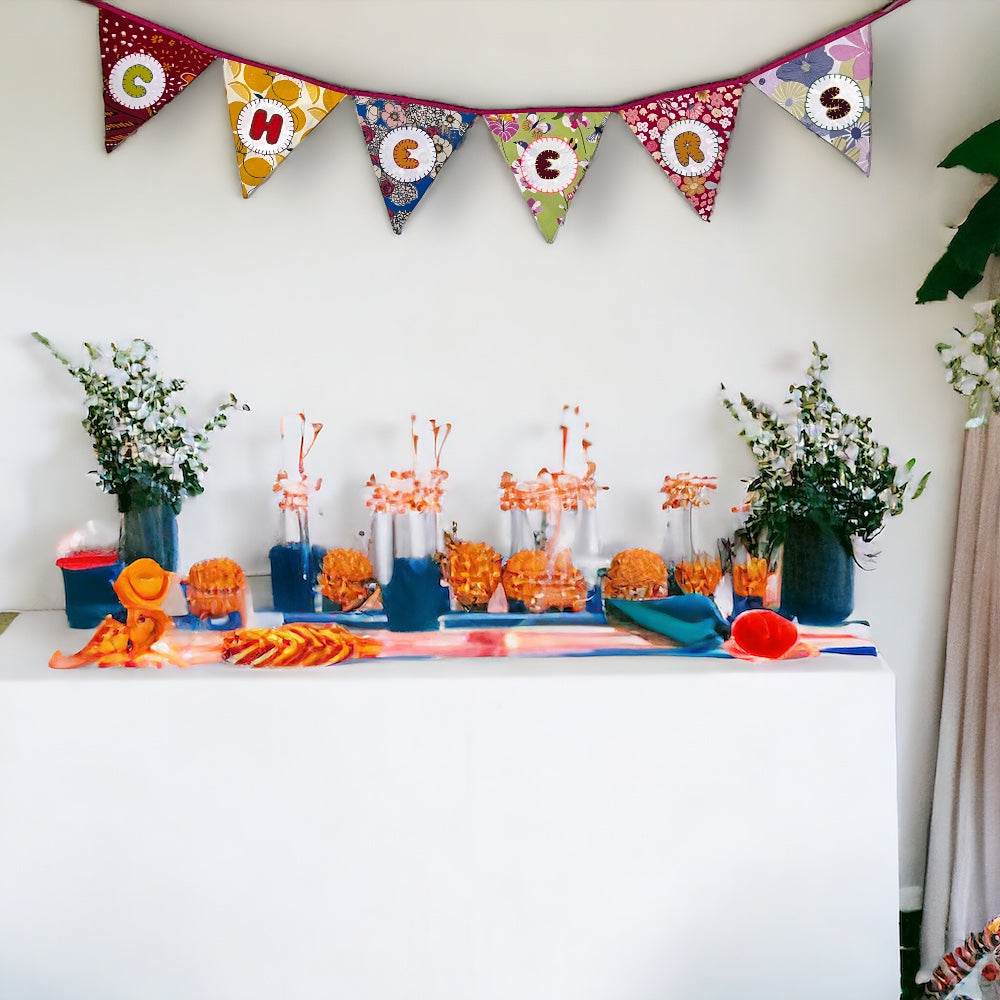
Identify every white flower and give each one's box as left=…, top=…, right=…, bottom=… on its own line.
left=972, top=300, right=997, bottom=322
left=963, top=353, right=989, bottom=375
left=986, top=368, right=1000, bottom=385
left=969, top=330, right=987, bottom=346
left=958, top=375, right=979, bottom=395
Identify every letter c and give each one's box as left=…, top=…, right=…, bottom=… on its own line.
left=122, top=63, right=154, bottom=99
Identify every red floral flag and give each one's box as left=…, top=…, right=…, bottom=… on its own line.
left=99, top=8, right=216, bottom=152
left=619, top=82, right=744, bottom=221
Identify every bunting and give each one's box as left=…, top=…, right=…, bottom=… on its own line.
left=751, top=25, right=872, bottom=174
left=225, top=61, right=346, bottom=197
left=487, top=111, right=611, bottom=242
left=619, top=83, right=744, bottom=222
left=355, top=97, right=476, bottom=234
left=79, top=0, right=912, bottom=236
left=99, top=7, right=215, bottom=152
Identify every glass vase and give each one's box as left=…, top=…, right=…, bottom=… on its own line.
left=380, top=510, right=448, bottom=631
left=778, top=517, right=854, bottom=625
left=665, top=505, right=722, bottom=599
left=119, top=503, right=178, bottom=572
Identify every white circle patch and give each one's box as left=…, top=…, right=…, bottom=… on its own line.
left=519, top=137, right=579, bottom=194
left=379, top=127, right=436, bottom=183
left=805, top=74, right=865, bottom=131
left=659, top=120, right=720, bottom=177
left=107, top=53, right=166, bottom=110
left=236, top=98, right=295, bottom=155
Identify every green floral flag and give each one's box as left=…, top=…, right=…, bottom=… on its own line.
left=485, top=111, right=610, bottom=242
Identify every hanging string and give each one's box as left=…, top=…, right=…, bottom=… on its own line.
left=81, top=0, right=915, bottom=116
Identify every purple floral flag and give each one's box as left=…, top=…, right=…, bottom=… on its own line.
left=355, top=97, right=476, bottom=234
left=751, top=25, right=872, bottom=174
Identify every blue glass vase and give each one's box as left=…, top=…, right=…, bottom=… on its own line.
left=269, top=542, right=325, bottom=613
left=381, top=557, right=448, bottom=632
left=119, top=503, right=178, bottom=572
left=778, top=517, right=854, bottom=625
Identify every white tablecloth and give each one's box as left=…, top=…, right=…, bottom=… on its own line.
left=0, top=612, right=899, bottom=999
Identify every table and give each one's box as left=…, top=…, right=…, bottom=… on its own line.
left=0, top=612, right=899, bottom=999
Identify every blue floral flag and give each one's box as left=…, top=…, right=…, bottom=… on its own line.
left=750, top=25, right=872, bottom=174
left=355, top=97, right=476, bottom=234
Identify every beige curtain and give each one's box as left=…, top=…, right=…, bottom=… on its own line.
left=920, top=417, right=1000, bottom=979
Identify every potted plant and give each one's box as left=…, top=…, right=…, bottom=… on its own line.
left=722, top=342, right=929, bottom=624
left=34, top=333, right=244, bottom=571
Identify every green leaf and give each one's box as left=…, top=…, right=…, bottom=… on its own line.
left=939, top=119, right=1000, bottom=176
left=943, top=182, right=1000, bottom=272
left=916, top=248, right=986, bottom=304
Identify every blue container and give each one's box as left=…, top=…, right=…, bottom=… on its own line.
left=269, top=543, right=326, bottom=613
left=381, top=557, right=449, bottom=632
left=778, top=518, right=855, bottom=626
left=58, top=557, right=126, bottom=629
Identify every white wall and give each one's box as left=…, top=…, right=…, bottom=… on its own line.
left=2, top=0, right=994, bottom=904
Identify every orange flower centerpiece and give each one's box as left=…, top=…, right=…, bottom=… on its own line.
left=183, top=557, right=248, bottom=625
left=660, top=472, right=722, bottom=598
left=443, top=536, right=503, bottom=612
left=602, top=548, right=670, bottom=601
left=501, top=548, right=586, bottom=614
left=498, top=407, right=605, bottom=613
left=317, top=547, right=380, bottom=612
left=270, top=414, right=323, bottom=614
left=366, top=416, right=451, bottom=631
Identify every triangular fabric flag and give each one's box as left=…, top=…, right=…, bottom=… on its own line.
left=619, top=82, right=744, bottom=222
left=750, top=25, right=872, bottom=174
left=485, top=111, right=610, bottom=242
left=225, top=61, right=346, bottom=197
left=354, top=97, right=476, bottom=234
left=98, top=8, right=216, bottom=152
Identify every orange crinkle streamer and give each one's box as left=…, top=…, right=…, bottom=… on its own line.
left=221, top=623, right=380, bottom=667
left=660, top=473, right=717, bottom=509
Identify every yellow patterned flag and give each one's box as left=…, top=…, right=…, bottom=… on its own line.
left=225, top=61, right=346, bottom=197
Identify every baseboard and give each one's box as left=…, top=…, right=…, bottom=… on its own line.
left=900, top=885, right=923, bottom=912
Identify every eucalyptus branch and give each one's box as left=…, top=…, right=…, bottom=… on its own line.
left=723, top=343, right=927, bottom=558
left=34, top=333, right=245, bottom=514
